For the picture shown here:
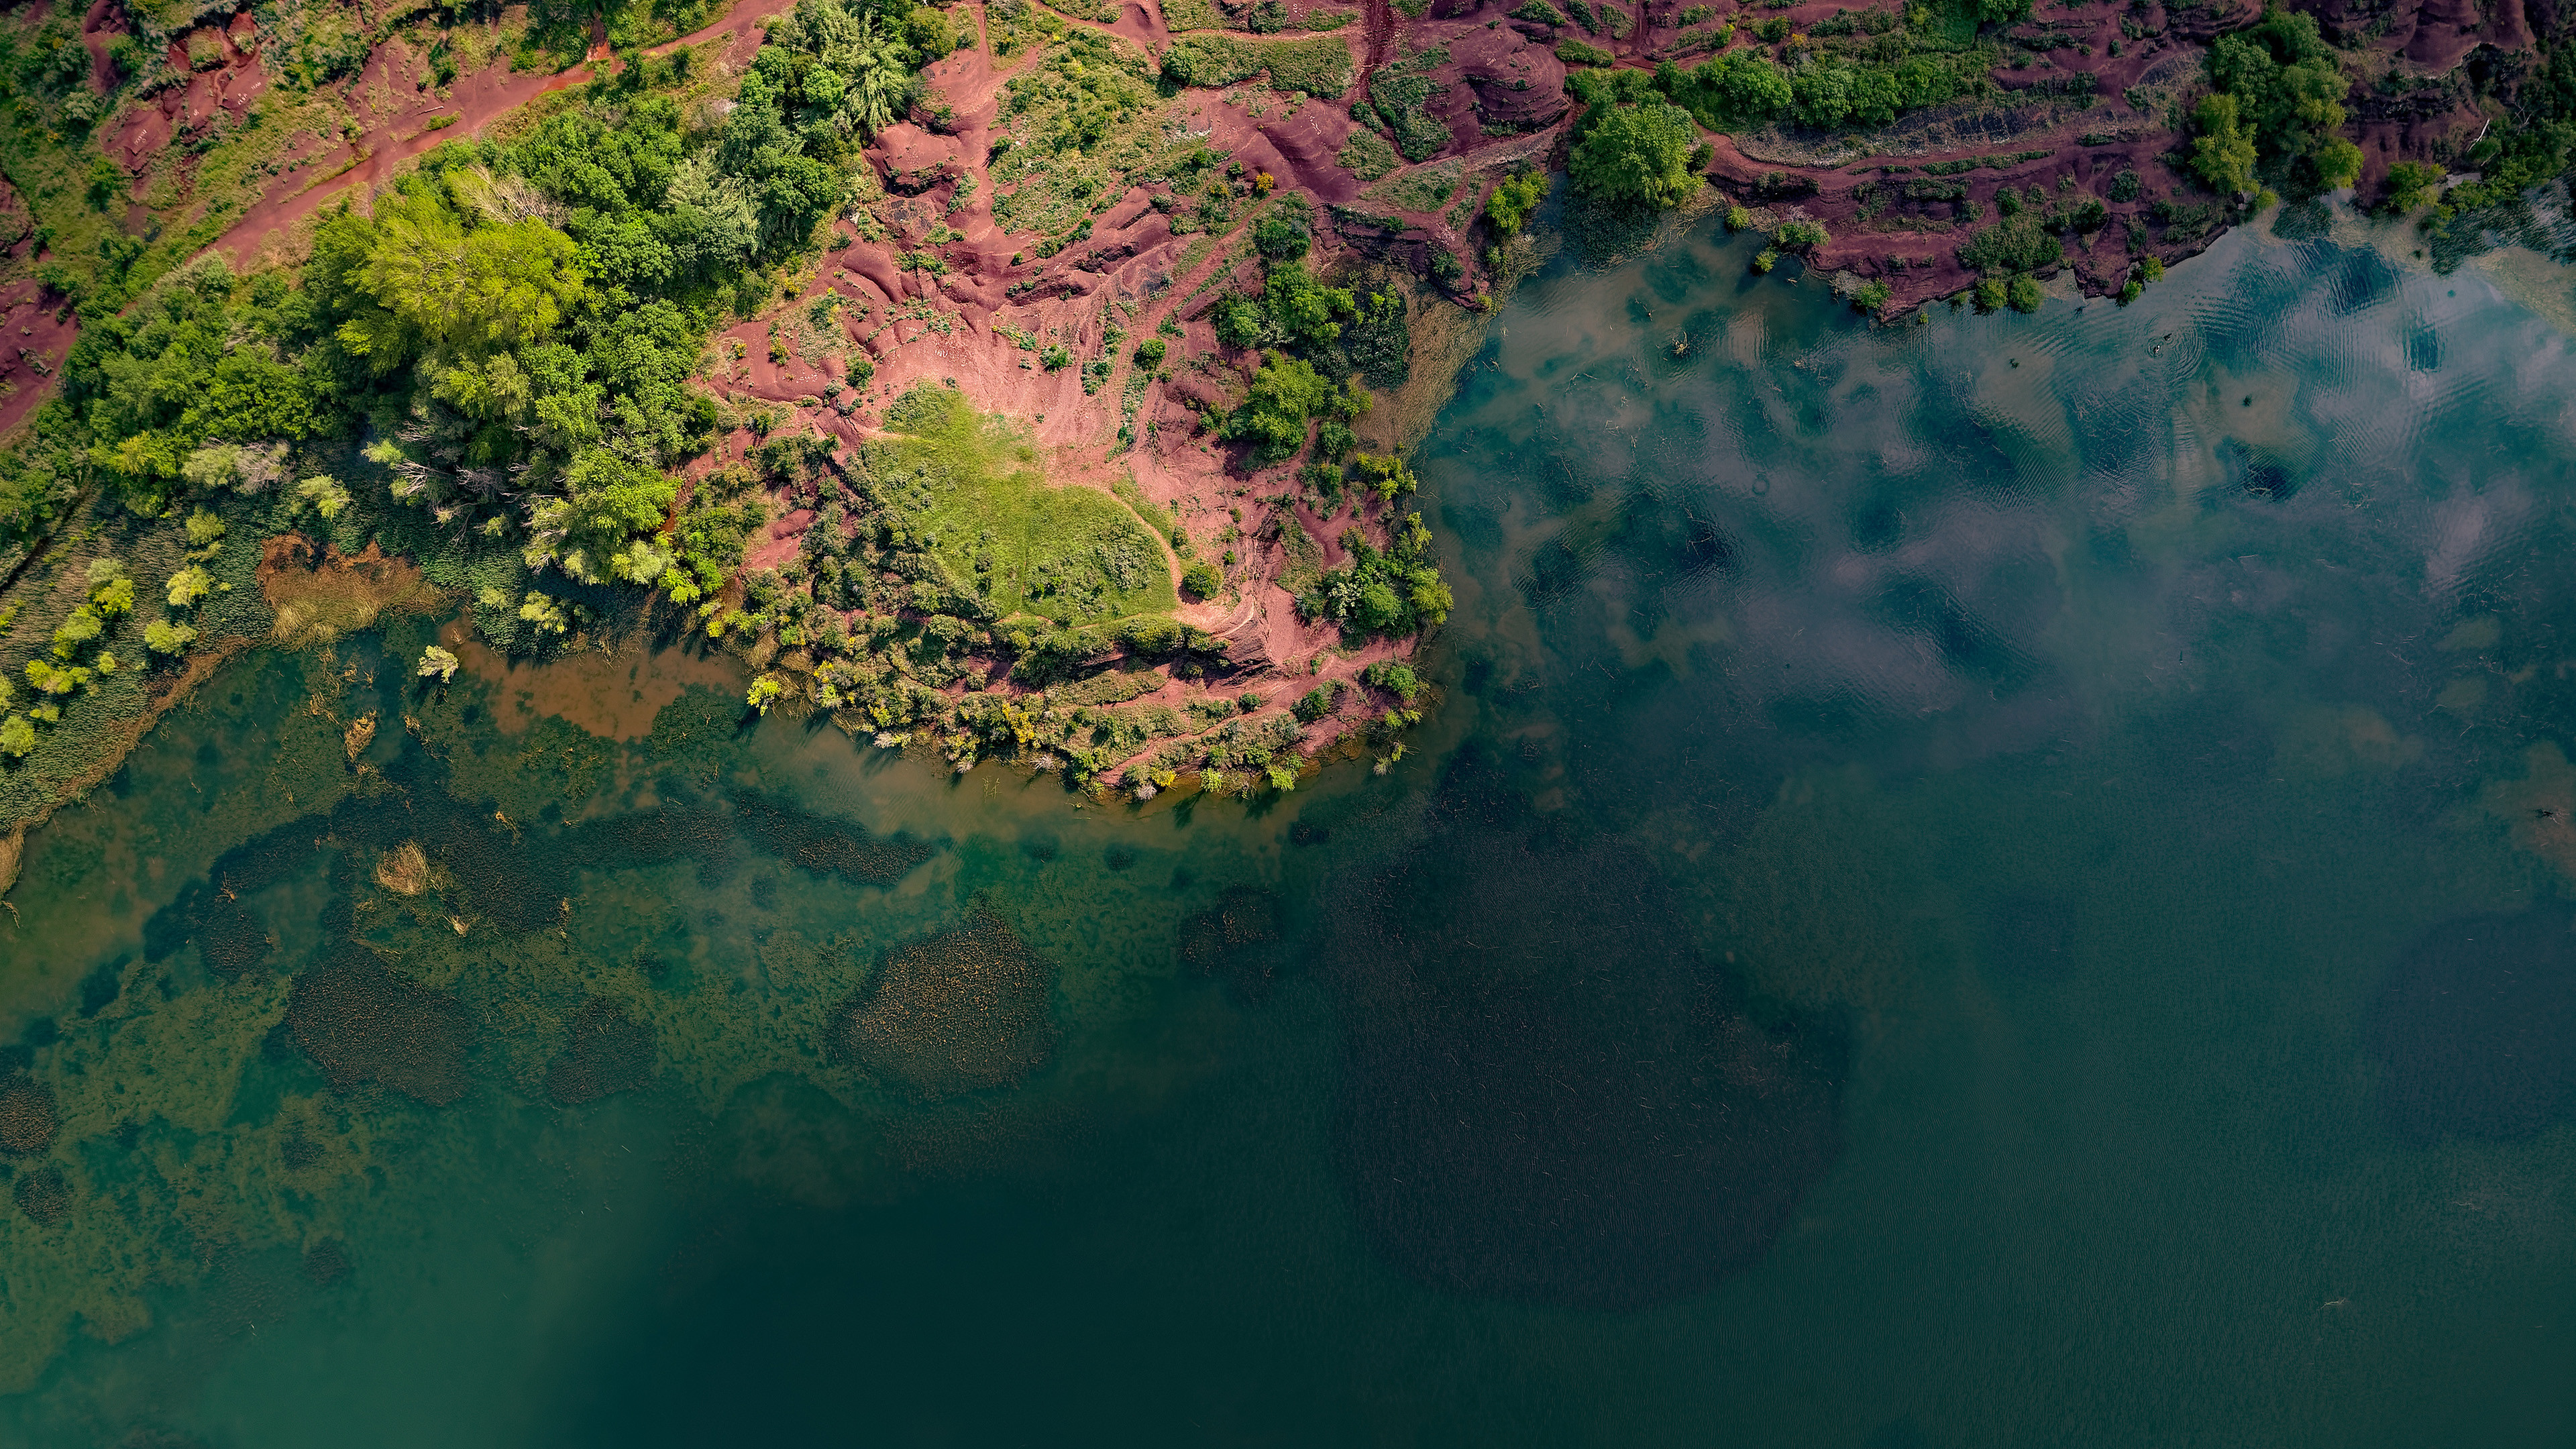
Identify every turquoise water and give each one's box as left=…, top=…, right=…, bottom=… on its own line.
left=3, top=214, right=2575, bottom=1445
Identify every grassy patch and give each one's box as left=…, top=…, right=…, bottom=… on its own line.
left=1362, top=43, right=1452, bottom=161
left=1956, top=213, right=2063, bottom=274
left=872, top=387, right=1176, bottom=626
left=1162, top=34, right=1356, bottom=97
left=1335, top=125, right=1401, bottom=181
left=1111, top=476, right=1181, bottom=541
left=1364, top=160, right=1462, bottom=214
left=992, top=30, right=1212, bottom=248
left=1161, top=0, right=1228, bottom=29
left=985, top=0, right=1068, bottom=58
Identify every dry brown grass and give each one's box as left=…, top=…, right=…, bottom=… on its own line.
left=258, top=535, right=447, bottom=648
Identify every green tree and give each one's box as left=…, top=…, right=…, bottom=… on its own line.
left=1223, top=352, right=1354, bottom=465
left=2198, top=12, right=2354, bottom=195
left=1485, top=169, right=1550, bottom=236
left=842, top=16, right=916, bottom=140
left=50, top=606, right=103, bottom=659
left=1569, top=102, right=1703, bottom=209
left=527, top=449, right=677, bottom=583
left=2312, top=136, right=2363, bottom=191
left=1259, top=263, right=1355, bottom=348
left=143, top=618, right=197, bottom=655
left=332, top=184, right=588, bottom=369
left=2192, top=93, right=2259, bottom=195
left=2379, top=160, right=2443, bottom=213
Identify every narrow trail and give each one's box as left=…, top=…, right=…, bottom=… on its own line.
left=1363, top=0, right=1394, bottom=75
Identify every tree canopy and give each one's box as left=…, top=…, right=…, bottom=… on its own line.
left=1569, top=100, right=1704, bottom=209
left=2194, top=11, right=2359, bottom=197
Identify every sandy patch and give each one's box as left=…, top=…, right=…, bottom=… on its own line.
left=258, top=535, right=448, bottom=647
left=441, top=617, right=743, bottom=739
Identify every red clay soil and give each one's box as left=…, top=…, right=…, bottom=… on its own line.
left=0, top=268, right=78, bottom=437
left=699, top=26, right=1473, bottom=707
left=78, top=0, right=125, bottom=98
left=1648, top=0, right=2487, bottom=311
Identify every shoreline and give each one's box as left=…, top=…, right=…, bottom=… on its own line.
left=0, top=0, right=2556, bottom=855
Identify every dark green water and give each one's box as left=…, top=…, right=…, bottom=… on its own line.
left=5, top=215, right=2575, bottom=1446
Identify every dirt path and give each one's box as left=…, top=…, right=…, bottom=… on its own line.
left=211, top=0, right=794, bottom=268
left=1363, top=0, right=1395, bottom=72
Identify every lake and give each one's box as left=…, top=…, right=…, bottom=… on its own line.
left=3, top=207, right=2572, bottom=1446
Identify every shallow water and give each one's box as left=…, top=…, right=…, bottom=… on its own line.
left=4, top=215, right=2575, bottom=1446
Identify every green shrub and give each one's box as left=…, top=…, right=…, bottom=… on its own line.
left=1254, top=211, right=1312, bottom=260
left=1350, top=453, right=1417, bottom=499
left=1296, top=511, right=1450, bottom=637
left=2008, top=276, right=2043, bottom=313
left=1181, top=560, right=1224, bottom=599
left=1485, top=169, right=1550, bottom=235
left=1362, top=659, right=1421, bottom=702
left=2377, top=160, right=2442, bottom=214
left=1292, top=679, right=1344, bottom=721
left=1222, top=352, right=1362, bottom=464
left=143, top=619, right=197, bottom=655
left=1040, top=343, right=1073, bottom=370
left=1510, top=0, right=1568, bottom=21
left=1751, top=248, right=1778, bottom=272
left=1135, top=337, right=1168, bottom=368
left=1973, top=276, right=2006, bottom=311
left=1556, top=39, right=1614, bottom=65
left=1957, top=214, right=2062, bottom=275
left=1774, top=218, right=1827, bottom=250
left=1851, top=278, right=1891, bottom=314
